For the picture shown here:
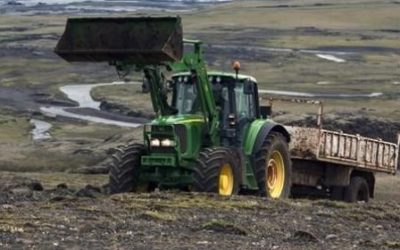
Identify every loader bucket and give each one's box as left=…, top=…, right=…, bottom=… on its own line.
left=54, top=16, right=183, bottom=64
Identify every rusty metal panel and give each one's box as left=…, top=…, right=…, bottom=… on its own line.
left=54, top=16, right=183, bottom=64
left=287, top=126, right=399, bottom=174
left=285, top=126, right=320, bottom=159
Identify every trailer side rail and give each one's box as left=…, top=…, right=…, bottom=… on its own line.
left=319, top=129, right=398, bottom=174
left=286, top=126, right=399, bottom=174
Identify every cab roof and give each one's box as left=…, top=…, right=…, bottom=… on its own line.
left=172, top=71, right=257, bottom=83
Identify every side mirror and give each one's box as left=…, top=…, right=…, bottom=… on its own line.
left=260, top=105, right=272, bottom=119
left=243, top=80, right=254, bottom=95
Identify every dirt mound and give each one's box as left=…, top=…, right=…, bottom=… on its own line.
left=0, top=176, right=105, bottom=204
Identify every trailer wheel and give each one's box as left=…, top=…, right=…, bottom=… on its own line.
left=344, top=176, right=369, bottom=202
left=109, top=144, right=145, bottom=194
left=253, top=132, right=292, bottom=198
left=192, top=147, right=240, bottom=196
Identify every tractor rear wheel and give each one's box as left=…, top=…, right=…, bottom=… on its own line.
left=109, top=143, right=145, bottom=194
left=253, top=132, right=292, bottom=198
left=192, top=147, right=239, bottom=196
left=344, top=176, right=369, bottom=202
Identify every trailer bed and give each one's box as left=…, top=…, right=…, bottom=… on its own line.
left=285, top=126, right=399, bottom=174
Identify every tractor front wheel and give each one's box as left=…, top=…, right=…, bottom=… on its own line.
left=109, top=143, right=145, bottom=194
left=192, top=147, right=240, bottom=196
left=253, top=132, right=292, bottom=198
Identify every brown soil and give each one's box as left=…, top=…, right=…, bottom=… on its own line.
left=0, top=174, right=400, bottom=249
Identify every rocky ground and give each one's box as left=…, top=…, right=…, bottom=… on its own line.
left=0, top=1, right=399, bottom=248
left=0, top=175, right=400, bottom=249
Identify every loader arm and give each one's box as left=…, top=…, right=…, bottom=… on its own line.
left=112, top=61, right=176, bottom=116
left=169, top=40, right=219, bottom=145
left=143, top=65, right=176, bottom=116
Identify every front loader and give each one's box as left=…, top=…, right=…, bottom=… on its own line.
left=55, top=16, right=292, bottom=198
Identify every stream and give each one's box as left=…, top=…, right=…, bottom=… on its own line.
left=40, top=81, right=142, bottom=128
left=316, top=54, right=346, bottom=63
left=30, top=119, right=52, bottom=140
left=32, top=81, right=142, bottom=140
left=59, top=82, right=139, bottom=110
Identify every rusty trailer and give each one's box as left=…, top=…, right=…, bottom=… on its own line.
left=286, top=126, right=399, bottom=174
left=266, top=98, right=400, bottom=201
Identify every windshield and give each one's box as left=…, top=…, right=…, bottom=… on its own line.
left=221, top=83, right=255, bottom=120
left=171, top=74, right=256, bottom=118
left=171, top=77, right=201, bottom=115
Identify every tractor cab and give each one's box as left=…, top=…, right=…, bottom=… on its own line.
left=171, top=71, right=266, bottom=147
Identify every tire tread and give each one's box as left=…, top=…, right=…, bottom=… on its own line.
left=109, top=143, right=145, bottom=194
left=192, top=147, right=239, bottom=194
left=252, top=132, right=292, bottom=198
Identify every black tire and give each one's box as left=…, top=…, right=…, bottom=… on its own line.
left=109, top=143, right=145, bottom=194
left=253, top=132, right=292, bottom=198
left=192, top=147, right=240, bottom=196
left=344, top=176, right=369, bottom=203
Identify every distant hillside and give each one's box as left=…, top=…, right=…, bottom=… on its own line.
left=1, top=0, right=232, bottom=14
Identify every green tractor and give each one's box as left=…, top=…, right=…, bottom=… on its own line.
left=55, top=16, right=292, bottom=198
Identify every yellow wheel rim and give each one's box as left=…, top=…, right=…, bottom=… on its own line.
left=219, top=163, right=234, bottom=196
left=266, top=151, right=285, bottom=198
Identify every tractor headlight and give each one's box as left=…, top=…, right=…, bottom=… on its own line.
left=150, top=138, right=175, bottom=147
left=161, top=138, right=176, bottom=147
left=150, top=138, right=161, bottom=147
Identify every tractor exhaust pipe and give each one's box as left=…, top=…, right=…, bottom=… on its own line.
left=54, top=16, right=183, bottom=64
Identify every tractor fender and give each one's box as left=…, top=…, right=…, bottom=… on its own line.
left=244, top=120, right=290, bottom=156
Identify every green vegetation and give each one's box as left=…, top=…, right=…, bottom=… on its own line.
left=0, top=109, right=32, bottom=143
left=91, top=84, right=153, bottom=114
left=0, top=106, right=142, bottom=172
left=375, top=174, right=400, bottom=202
left=184, top=1, right=400, bottom=30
